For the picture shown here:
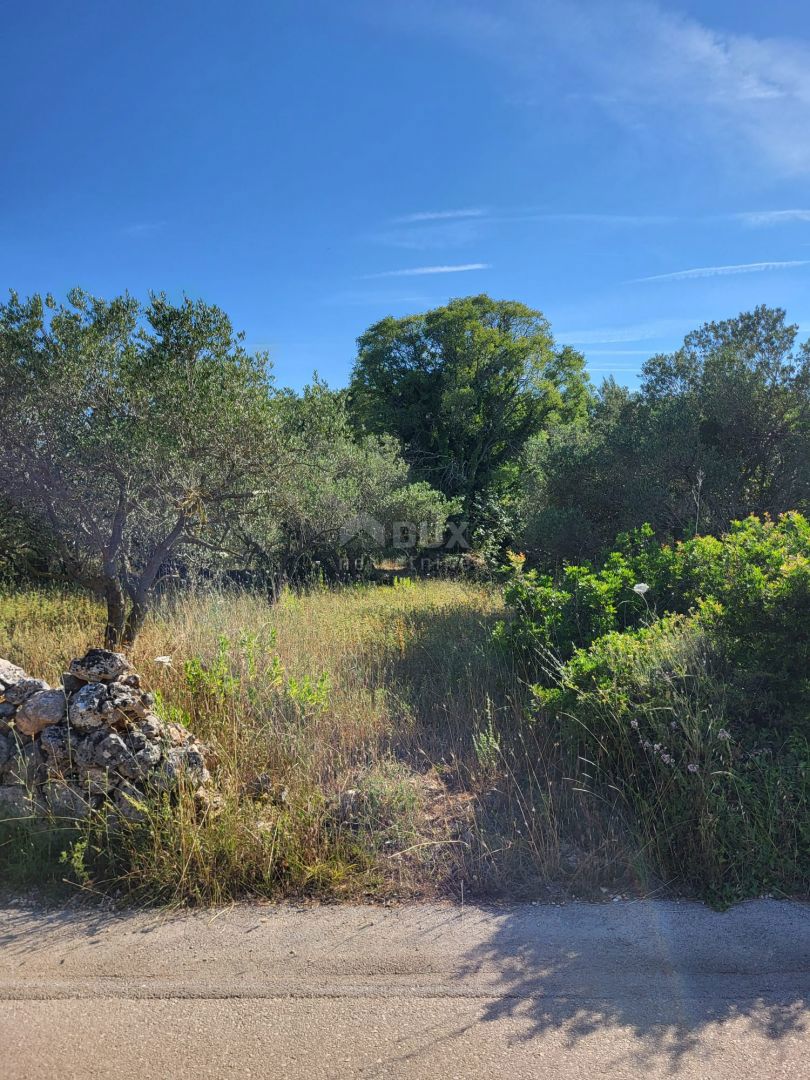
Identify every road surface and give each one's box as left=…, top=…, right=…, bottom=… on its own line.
left=1, top=898, right=808, bottom=1078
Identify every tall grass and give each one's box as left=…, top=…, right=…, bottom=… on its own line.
left=534, top=614, right=809, bottom=905
left=2, top=581, right=627, bottom=903
left=3, top=577, right=805, bottom=905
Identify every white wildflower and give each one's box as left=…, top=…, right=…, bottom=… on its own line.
left=687, top=763, right=699, bottom=773
left=630, top=719, right=639, bottom=730
left=632, top=582, right=650, bottom=595
left=717, top=729, right=731, bottom=741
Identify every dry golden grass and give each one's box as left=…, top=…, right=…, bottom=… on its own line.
left=0, top=582, right=630, bottom=903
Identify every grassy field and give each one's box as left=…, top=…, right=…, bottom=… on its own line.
left=0, top=581, right=633, bottom=904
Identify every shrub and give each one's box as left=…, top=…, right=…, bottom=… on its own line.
left=500, top=513, right=810, bottom=731
left=502, top=514, right=810, bottom=901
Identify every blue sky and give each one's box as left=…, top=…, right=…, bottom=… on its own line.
left=2, top=0, right=809, bottom=388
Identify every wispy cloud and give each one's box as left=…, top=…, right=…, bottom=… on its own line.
left=372, top=208, right=676, bottom=252
left=376, top=206, right=810, bottom=249
left=386, top=1, right=810, bottom=177
left=631, top=260, right=809, bottom=283
left=373, top=219, right=485, bottom=251
left=737, top=209, right=810, bottom=226
left=364, top=263, right=491, bottom=278
left=559, top=318, right=690, bottom=344
left=513, top=212, right=675, bottom=225
left=120, top=222, right=165, bottom=237
left=393, top=208, right=486, bottom=223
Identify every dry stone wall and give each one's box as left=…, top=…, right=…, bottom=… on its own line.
left=0, top=649, right=211, bottom=821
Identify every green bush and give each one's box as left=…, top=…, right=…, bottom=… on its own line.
left=500, top=513, right=810, bottom=729
left=501, top=514, right=810, bottom=901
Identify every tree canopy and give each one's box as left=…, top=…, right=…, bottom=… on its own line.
left=518, top=306, right=810, bottom=562
left=240, top=379, right=457, bottom=584
left=348, top=296, right=590, bottom=525
left=0, top=288, right=280, bottom=644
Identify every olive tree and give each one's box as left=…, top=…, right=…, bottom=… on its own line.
left=242, top=380, right=457, bottom=583
left=0, top=288, right=279, bottom=645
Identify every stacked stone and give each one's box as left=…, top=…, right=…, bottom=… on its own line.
left=0, top=649, right=211, bottom=821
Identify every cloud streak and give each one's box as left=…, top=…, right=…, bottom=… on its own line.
left=737, top=209, right=810, bottom=226
left=558, top=318, right=691, bottom=344
left=631, top=260, right=809, bottom=283
left=372, top=208, right=678, bottom=253
left=511, top=212, right=674, bottom=225
left=378, top=206, right=810, bottom=251
left=364, top=263, right=490, bottom=278
left=325, top=290, right=433, bottom=306
left=120, top=222, right=165, bottom=236
left=393, top=209, right=486, bottom=223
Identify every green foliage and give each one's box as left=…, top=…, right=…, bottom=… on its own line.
left=244, top=378, right=456, bottom=581
left=501, top=513, right=810, bottom=727
left=502, top=514, right=810, bottom=901
left=184, top=635, right=240, bottom=700
left=0, top=288, right=280, bottom=644
left=519, top=307, right=810, bottom=563
left=0, top=498, right=63, bottom=585
left=182, top=632, right=331, bottom=719
left=349, top=295, right=590, bottom=522
left=286, top=672, right=331, bottom=714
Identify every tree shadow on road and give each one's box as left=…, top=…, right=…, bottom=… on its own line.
left=0, top=895, right=171, bottom=959
left=455, top=900, right=810, bottom=1072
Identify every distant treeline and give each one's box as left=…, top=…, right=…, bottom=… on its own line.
left=1, top=290, right=808, bottom=643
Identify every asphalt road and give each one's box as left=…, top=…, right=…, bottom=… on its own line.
left=1, top=898, right=808, bottom=1078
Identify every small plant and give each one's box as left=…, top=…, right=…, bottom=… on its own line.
left=391, top=575, right=415, bottom=591
left=152, top=689, right=194, bottom=729
left=286, top=671, right=331, bottom=714
left=184, top=635, right=239, bottom=700
left=473, top=704, right=501, bottom=776
left=60, top=835, right=92, bottom=887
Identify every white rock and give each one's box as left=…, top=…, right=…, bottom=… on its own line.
left=4, top=677, right=50, bottom=706
left=0, top=657, right=27, bottom=690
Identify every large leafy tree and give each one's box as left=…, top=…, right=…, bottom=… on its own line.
left=348, top=296, right=590, bottom=524
left=0, top=288, right=279, bottom=645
